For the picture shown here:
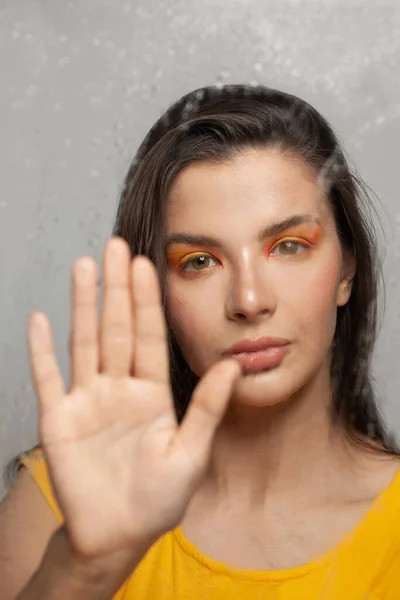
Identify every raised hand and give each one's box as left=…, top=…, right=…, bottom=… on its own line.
left=27, top=237, right=240, bottom=564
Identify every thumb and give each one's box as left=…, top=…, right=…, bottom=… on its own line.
left=174, top=359, right=241, bottom=469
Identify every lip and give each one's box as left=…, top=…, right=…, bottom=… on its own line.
left=222, top=336, right=290, bottom=356
left=222, top=336, right=290, bottom=373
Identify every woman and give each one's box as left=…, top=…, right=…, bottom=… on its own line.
left=1, top=84, right=400, bottom=599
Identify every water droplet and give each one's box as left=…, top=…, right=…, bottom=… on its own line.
left=150, top=83, right=159, bottom=95
left=26, top=84, right=39, bottom=98
left=375, top=115, right=386, bottom=125
left=89, top=237, right=99, bottom=246
left=359, top=122, right=371, bottom=134
left=0, top=200, right=7, bottom=209
left=90, top=169, right=99, bottom=178
left=12, top=30, right=20, bottom=39
left=273, top=38, right=284, bottom=52
left=54, top=103, right=62, bottom=112
left=11, top=100, right=24, bottom=109
left=195, top=89, right=205, bottom=101
left=178, top=122, right=190, bottom=133
left=254, top=62, right=262, bottom=72
left=92, top=37, right=101, bottom=46
left=123, top=4, right=132, bottom=12
left=58, top=56, right=71, bottom=66
left=64, top=138, right=72, bottom=146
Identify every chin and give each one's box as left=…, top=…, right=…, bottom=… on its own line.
left=229, top=366, right=303, bottom=408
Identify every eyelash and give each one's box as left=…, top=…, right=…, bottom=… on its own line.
left=179, top=254, right=220, bottom=273
left=270, top=239, right=312, bottom=257
left=178, top=239, right=313, bottom=273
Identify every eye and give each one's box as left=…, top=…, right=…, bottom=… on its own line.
left=270, top=240, right=311, bottom=257
left=180, top=254, right=219, bottom=272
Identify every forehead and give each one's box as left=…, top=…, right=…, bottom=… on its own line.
left=166, top=148, right=332, bottom=231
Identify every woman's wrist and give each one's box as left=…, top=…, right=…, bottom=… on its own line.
left=17, top=526, right=149, bottom=600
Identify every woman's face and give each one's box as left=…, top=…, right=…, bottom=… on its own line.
left=164, top=148, right=354, bottom=407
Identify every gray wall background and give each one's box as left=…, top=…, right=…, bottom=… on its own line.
left=1, top=0, right=400, bottom=500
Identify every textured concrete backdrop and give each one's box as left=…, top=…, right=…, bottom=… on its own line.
left=1, top=0, right=400, bottom=499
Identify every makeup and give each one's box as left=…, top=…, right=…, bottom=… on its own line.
left=166, top=245, right=222, bottom=272
left=166, top=222, right=324, bottom=272
left=267, top=223, right=323, bottom=255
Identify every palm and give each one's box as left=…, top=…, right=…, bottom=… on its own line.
left=28, top=238, right=240, bottom=558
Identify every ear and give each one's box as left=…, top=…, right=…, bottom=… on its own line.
left=337, top=251, right=356, bottom=307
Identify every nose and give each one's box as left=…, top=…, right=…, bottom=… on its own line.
left=225, top=258, right=277, bottom=323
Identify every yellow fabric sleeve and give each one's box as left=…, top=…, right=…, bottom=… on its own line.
left=19, top=448, right=130, bottom=599
left=19, top=447, right=65, bottom=524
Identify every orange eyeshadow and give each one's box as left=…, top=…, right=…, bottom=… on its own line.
left=166, top=245, right=223, bottom=270
left=266, top=223, right=323, bottom=252
left=166, top=223, right=323, bottom=268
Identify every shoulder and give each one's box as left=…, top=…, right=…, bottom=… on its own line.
left=358, top=456, right=400, bottom=598
left=0, top=458, right=60, bottom=599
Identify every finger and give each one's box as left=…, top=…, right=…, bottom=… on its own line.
left=132, top=255, right=170, bottom=384
left=28, top=312, right=65, bottom=415
left=175, top=359, right=241, bottom=467
left=70, top=257, right=99, bottom=388
left=100, top=237, right=134, bottom=377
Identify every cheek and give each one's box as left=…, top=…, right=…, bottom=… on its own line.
left=168, top=295, right=201, bottom=339
left=166, top=287, right=219, bottom=371
left=286, top=257, right=341, bottom=341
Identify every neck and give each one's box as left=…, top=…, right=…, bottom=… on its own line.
left=206, top=367, right=361, bottom=508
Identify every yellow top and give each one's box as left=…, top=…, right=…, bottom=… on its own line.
left=21, top=448, right=400, bottom=599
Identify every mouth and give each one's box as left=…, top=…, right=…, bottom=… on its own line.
left=222, top=337, right=290, bottom=373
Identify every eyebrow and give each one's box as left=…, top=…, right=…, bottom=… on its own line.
left=165, top=214, right=322, bottom=249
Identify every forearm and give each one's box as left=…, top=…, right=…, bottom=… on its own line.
left=16, top=527, right=146, bottom=600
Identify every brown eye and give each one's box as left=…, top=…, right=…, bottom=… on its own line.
left=180, top=254, right=218, bottom=272
left=270, top=241, right=309, bottom=256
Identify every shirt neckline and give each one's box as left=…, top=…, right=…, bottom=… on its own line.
left=172, top=463, right=400, bottom=582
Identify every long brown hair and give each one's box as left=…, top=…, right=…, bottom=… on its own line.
left=113, top=84, right=396, bottom=449
left=5, top=83, right=397, bottom=488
